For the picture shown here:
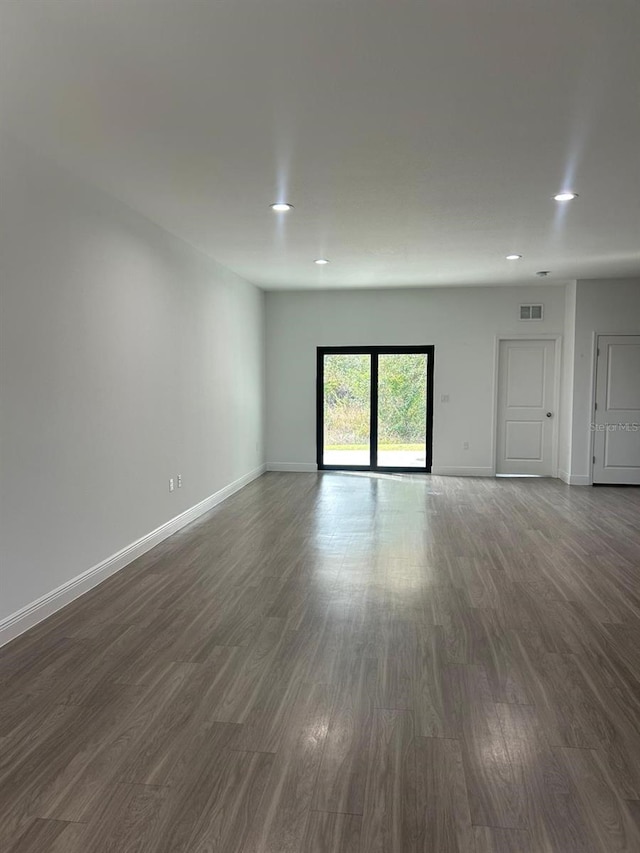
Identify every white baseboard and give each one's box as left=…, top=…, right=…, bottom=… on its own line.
left=0, top=464, right=266, bottom=649
left=558, top=470, right=591, bottom=486
left=431, top=466, right=494, bottom=477
left=267, top=462, right=318, bottom=473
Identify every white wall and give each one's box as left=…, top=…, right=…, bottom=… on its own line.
left=559, top=280, right=577, bottom=480
left=0, top=139, right=265, bottom=623
left=266, top=285, right=565, bottom=473
left=569, top=278, right=640, bottom=482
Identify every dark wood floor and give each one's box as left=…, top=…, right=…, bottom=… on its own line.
left=1, top=473, right=640, bottom=852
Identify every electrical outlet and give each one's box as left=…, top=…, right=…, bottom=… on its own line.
left=463, top=441, right=469, bottom=450
left=169, top=478, right=174, bottom=492
left=441, top=394, right=450, bottom=403
left=177, top=474, right=182, bottom=488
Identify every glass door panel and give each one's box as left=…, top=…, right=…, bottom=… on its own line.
left=376, top=353, right=428, bottom=468
left=322, top=353, right=371, bottom=467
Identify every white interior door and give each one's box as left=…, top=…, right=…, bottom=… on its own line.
left=593, top=335, right=640, bottom=485
left=496, top=339, right=556, bottom=476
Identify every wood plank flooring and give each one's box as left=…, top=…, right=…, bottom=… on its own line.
left=1, top=472, right=640, bottom=852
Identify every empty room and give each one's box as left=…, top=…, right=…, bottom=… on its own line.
left=1, top=1, right=640, bottom=852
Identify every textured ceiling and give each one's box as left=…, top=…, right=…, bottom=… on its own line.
left=2, top=0, right=639, bottom=289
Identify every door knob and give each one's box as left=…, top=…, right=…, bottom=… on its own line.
left=546, top=412, right=553, bottom=418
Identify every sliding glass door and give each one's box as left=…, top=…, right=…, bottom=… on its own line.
left=317, top=346, right=434, bottom=472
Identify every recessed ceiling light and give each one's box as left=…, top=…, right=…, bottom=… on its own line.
left=554, top=192, right=578, bottom=202
left=270, top=202, right=293, bottom=212
left=506, top=254, right=522, bottom=260
left=314, top=258, right=330, bottom=265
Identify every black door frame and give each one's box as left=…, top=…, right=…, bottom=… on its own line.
left=316, top=345, right=435, bottom=473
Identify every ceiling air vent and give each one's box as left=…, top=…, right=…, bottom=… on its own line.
left=519, top=303, right=543, bottom=321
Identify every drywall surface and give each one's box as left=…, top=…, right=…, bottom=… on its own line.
left=0, top=139, right=265, bottom=620
left=559, top=281, right=577, bottom=480
left=265, top=285, right=565, bottom=472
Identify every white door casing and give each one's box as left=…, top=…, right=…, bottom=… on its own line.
left=496, top=339, right=556, bottom=476
left=592, top=335, right=640, bottom=485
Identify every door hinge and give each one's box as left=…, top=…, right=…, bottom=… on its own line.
left=594, top=402, right=597, bottom=410
left=597, top=348, right=600, bottom=357
left=593, top=455, right=596, bottom=464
